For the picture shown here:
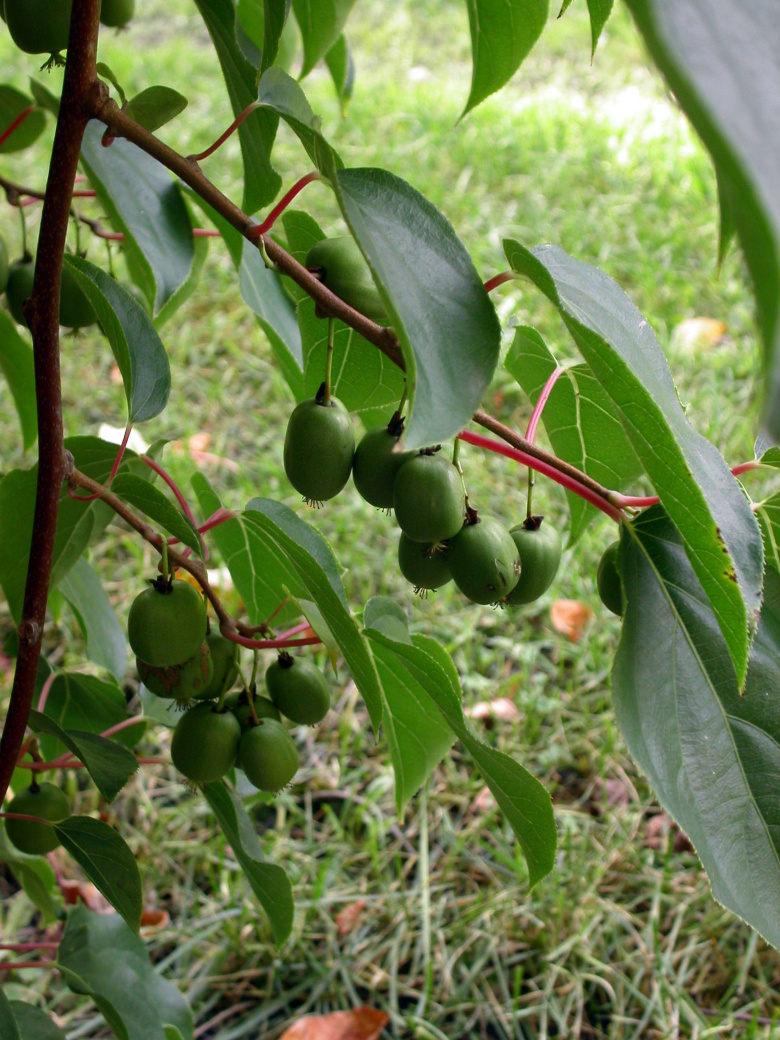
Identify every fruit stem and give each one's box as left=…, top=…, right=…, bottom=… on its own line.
left=0, top=104, right=36, bottom=148
left=251, top=171, right=321, bottom=237
left=526, top=366, right=565, bottom=445
left=141, top=455, right=198, bottom=526
left=483, top=271, right=517, bottom=294
left=525, top=470, right=534, bottom=521
left=249, top=650, right=260, bottom=693
left=19, top=200, right=27, bottom=256
left=36, top=672, right=56, bottom=713
left=0, top=811, right=54, bottom=825
left=324, top=316, right=335, bottom=404
left=160, top=534, right=170, bottom=583
left=188, top=101, right=261, bottom=163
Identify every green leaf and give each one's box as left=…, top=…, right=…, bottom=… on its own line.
left=0, top=85, right=46, bottom=153
left=124, top=86, right=188, bottom=134
left=59, top=558, right=127, bottom=679
left=364, top=599, right=454, bottom=812
left=585, top=0, right=613, bottom=57
left=96, top=62, right=127, bottom=106
left=55, top=818, right=142, bottom=931
left=0, top=831, right=59, bottom=921
left=28, top=78, right=59, bottom=117
left=462, top=0, right=549, bottom=117
left=335, top=168, right=501, bottom=450
left=0, top=311, right=37, bottom=450
left=201, top=781, right=293, bottom=944
left=237, top=0, right=264, bottom=54
left=715, top=162, right=737, bottom=268
left=80, top=120, right=195, bottom=314
left=615, top=509, right=780, bottom=951
left=292, top=0, right=357, bottom=78
left=58, top=904, right=194, bottom=1040
left=185, top=189, right=244, bottom=267
left=8, top=1003, right=66, bottom=1040
left=63, top=255, right=171, bottom=423
left=38, top=673, right=144, bottom=761
left=261, top=0, right=289, bottom=71
left=505, top=326, right=642, bottom=544
left=758, top=445, right=780, bottom=470
left=504, top=240, right=763, bottom=686
left=281, top=208, right=327, bottom=303
left=757, top=492, right=780, bottom=575
left=27, top=710, right=138, bottom=803
left=623, top=0, right=780, bottom=444
left=110, top=473, right=203, bottom=556
left=324, top=34, right=355, bottom=113
left=0, top=437, right=146, bottom=623
left=256, top=67, right=343, bottom=173
left=192, top=0, right=281, bottom=215
left=0, top=991, right=21, bottom=1040
left=239, top=239, right=304, bottom=401
left=366, top=630, right=556, bottom=886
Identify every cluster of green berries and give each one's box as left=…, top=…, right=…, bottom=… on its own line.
left=1, top=0, right=134, bottom=58
left=0, top=240, right=98, bottom=331
left=127, top=579, right=330, bottom=793
left=4, top=781, right=71, bottom=856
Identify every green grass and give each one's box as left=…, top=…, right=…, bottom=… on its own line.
left=1, top=2, right=779, bottom=1038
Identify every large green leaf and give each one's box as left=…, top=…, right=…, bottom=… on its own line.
left=504, top=240, right=763, bottom=686
left=37, top=673, right=144, bottom=761
left=256, top=66, right=343, bottom=173
left=462, top=0, right=549, bottom=117
left=59, top=557, right=127, bottom=679
left=336, top=168, right=501, bottom=449
left=291, top=0, right=357, bottom=77
left=110, top=473, right=203, bottom=556
left=201, top=781, right=293, bottom=944
left=80, top=121, right=195, bottom=314
left=7, top=1002, right=66, bottom=1040
left=261, top=0, right=289, bottom=71
left=58, top=904, right=194, bottom=1040
left=0, top=831, right=60, bottom=922
left=0, top=311, right=37, bottom=450
left=585, top=0, right=613, bottom=56
left=124, top=86, right=188, bottom=134
left=62, top=255, right=171, bottom=423
left=0, top=991, right=21, bottom=1040
left=192, top=0, right=281, bottom=215
left=614, top=509, right=780, bottom=951
left=0, top=85, right=46, bottom=153
left=324, top=34, right=355, bottom=113
left=239, top=239, right=304, bottom=401
left=624, top=0, right=780, bottom=443
left=365, top=630, right=556, bottom=887
left=505, top=326, right=642, bottom=544
left=27, top=710, right=137, bottom=803
left=55, top=818, right=142, bottom=931
left=0, top=437, right=145, bottom=623
left=364, top=598, right=454, bottom=814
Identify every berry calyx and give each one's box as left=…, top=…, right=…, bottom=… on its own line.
left=504, top=517, right=562, bottom=606
left=283, top=391, right=355, bottom=505
left=127, top=578, right=208, bottom=668
left=447, top=514, right=521, bottom=605
left=170, top=703, right=241, bottom=783
left=4, top=782, right=71, bottom=855
left=398, top=534, right=452, bottom=594
left=305, top=236, right=389, bottom=325
left=5, top=0, right=73, bottom=56
left=137, top=641, right=213, bottom=702
left=265, top=652, right=330, bottom=725
left=195, top=630, right=240, bottom=701
left=100, top=0, right=135, bottom=28
left=238, top=719, right=299, bottom=792
left=352, top=414, right=415, bottom=509
left=392, top=451, right=465, bottom=543
left=597, top=541, right=624, bottom=616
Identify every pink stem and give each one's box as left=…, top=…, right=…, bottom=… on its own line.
left=611, top=460, right=762, bottom=510
left=222, top=630, right=322, bottom=651
left=85, top=227, right=217, bottom=241
left=276, top=621, right=311, bottom=640
left=166, top=508, right=237, bottom=548
left=457, top=430, right=622, bottom=521
left=0, top=105, right=35, bottom=148
left=0, top=961, right=57, bottom=970
left=142, top=456, right=198, bottom=525
left=109, top=424, right=132, bottom=482
left=525, top=366, right=564, bottom=444
left=99, top=716, right=147, bottom=740
left=193, top=228, right=221, bottom=237
left=189, top=102, right=260, bottom=162
left=71, top=190, right=96, bottom=198
left=484, top=271, right=517, bottom=294
left=251, top=172, right=321, bottom=237
left=36, top=672, right=56, bottom=714
left=0, top=812, right=57, bottom=824
left=0, top=943, right=59, bottom=951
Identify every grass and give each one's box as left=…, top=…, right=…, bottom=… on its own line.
left=1, top=1, right=779, bottom=1038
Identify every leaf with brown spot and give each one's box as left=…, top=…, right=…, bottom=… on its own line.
left=550, top=599, right=593, bottom=641
left=279, top=1007, right=389, bottom=1040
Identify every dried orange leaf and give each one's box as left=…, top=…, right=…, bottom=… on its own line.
left=279, top=1007, right=389, bottom=1040
left=334, top=899, right=366, bottom=936
left=550, top=599, right=593, bottom=641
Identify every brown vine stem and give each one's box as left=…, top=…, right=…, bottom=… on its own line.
left=0, top=0, right=103, bottom=808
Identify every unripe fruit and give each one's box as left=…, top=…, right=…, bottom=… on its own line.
left=127, top=579, right=208, bottom=668
left=265, top=653, right=330, bottom=725
left=232, top=694, right=282, bottom=729
left=393, top=453, right=465, bottom=543
left=238, top=719, right=299, bottom=792
left=597, top=541, right=624, bottom=616
left=195, top=631, right=240, bottom=701
left=137, top=641, right=213, bottom=701
left=100, top=0, right=135, bottom=28
left=58, top=265, right=98, bottom=329
left=352, top=422, right=415, bottom=509
left=5, top=257, right=34, bottom=327
left=283, top=395, right=355, bottom=504
left=5, top=782, right=71, bottom=855
left=305, top=236, right=389, bottom=325
left=5, top=0, right=73, bottom=55
left=170, top=703, right=241, bottom=783
left=447, top=517, right=520, bottom=605
left=504, top=519, right=562, bottom=605
left=398, top=534, right=452, bottom=593
left=0, top=236, right=9, bottom=295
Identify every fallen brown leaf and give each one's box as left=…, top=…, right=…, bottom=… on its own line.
left=334, top=899, right=366, bottom=936
left=645, top=812, right=694, bottom=853
left=140, top=907, right=170, bottom=930
left=60, top=880, right=112, bottom=912
left=279, top=1007, right=389, bottom=1040
left=550, top=599, right=593, bottom=641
